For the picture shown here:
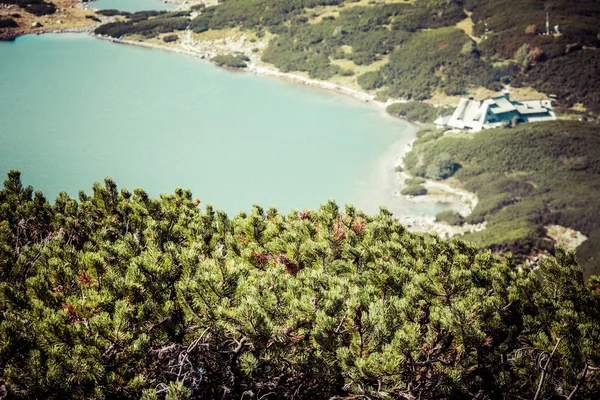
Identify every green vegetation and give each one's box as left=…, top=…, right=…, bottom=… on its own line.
left=0, top=18, right=19, bottom=28
left=162, top=34, right=178, bottom=43
left=403, top=121, right=600, bottom=276
left=259, top=1, right=508, bottom=92
left=189, top=0, right=345, bottom=33
left=386, top=102, right=446, bottom=124
left=356, top=71, right=384, bottom=91
left=211, top=54, right=249, bottom=68
left=404, top=177, right=426, bottom=185
left=377, top=27, right=474, bottom=99
left=85, top=15, right=101, bottom=23
left=436, top=210, right=465, bottom=226
left=514, top=50, right=600, bottom=114
left=3, top=0, right=56, bottom=16
left=1, top=171, right=600, bottom=399
left=466, top=0, right=600, bottom=58
left=95, top=9, right=129, bottom=17
left=94, top=11, right=188, bottom=39
left=400, top=183, right=427, bottom=196
left=464, top=0, right=600, bottom=112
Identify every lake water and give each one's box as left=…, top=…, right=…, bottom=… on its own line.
left=0, top=34, right=450, bottom=217
left=89, top=0, right=176, bottom=12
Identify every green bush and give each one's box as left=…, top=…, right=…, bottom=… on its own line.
left=211, top=54, right=248, bottom=68
left=162, top=34, right=178, bottom=43
left=0, top=171, right=600, bottom=400
left=2, top=172, right=598, bottom=399
left=436, top=210, right=465, bottom=226
left=357, top=71, right=384, bottom=90
left=85, top=15, right=101, bottom=23
left=424, top=152, right=460, bottom=180
left=401, top=184, right=428, bottom=196
left=94, top=12, right=188, bottom=38
left=0, top=18, right=19, bottom=28
left=96, top=9, right=129, bottom=17
left=386, top=102, right=445, bottom=123
left=4, top=0, right=56, bottom=16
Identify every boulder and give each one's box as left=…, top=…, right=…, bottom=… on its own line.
left=31, top=21, right=43, bottom=28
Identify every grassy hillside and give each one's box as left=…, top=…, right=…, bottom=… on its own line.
left=403, top=120, right=600, bottom=276
left=1, top=171, right=600, bottom=399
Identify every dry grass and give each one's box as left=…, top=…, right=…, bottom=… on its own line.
left=570, top=103, right=587, bottom=112
left=331, top=55, right=389, bottom=74
left=327, top=56, right=389, bottom=90
left=455, top=10, right=481, bottom=43
left=424, top=85, right=551, bottom=107
left=307, top=0, right=414, bottom=24
left=193, top=27, right=243, bottom=42
left=508, top=86, right=548, bottom=101
left=326, top=74, right=362, bottom=91
left=306, top=9, right=340, bottom=24
left=423, top=90, right=462, bottom=107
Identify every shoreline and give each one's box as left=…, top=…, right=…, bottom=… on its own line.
left=8, top=29, right=481, bottom=238
left=94, top=35, right=381, bottom=106
left=93, top=34, right=484, bottom=238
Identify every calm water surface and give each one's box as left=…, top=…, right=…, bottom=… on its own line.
left=0, top=34, right=450, bottom=217
left=90, top=0, right=176, bottom=12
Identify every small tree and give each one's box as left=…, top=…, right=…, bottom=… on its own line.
left=357, top=71, right=384, bottom=90
left=514, top=43, right=532, bottom=71
left=425, top=152, right=459, bottom=179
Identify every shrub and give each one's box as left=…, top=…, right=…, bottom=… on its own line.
left=96, top=9, right=128, bottom=17
left=1, top=172, right=598, bottom=399
left=401, top=184, right=428, bottom=196
left=357, top=71, right=384, bottom=90
left=211, top=54, right=248, bottom=68
left=436, top=210, right=465, bottom=226
left=94, top=15, right=188, bottom=38
left=163, top=34, right=178, bottom=43
left=425, top=152, right=460, bottom=180
left=386, top=102, right=445, bottom=123
left=3, top=0, right=56, bottom=15
left=0, top=18, right=19, bottom=28
left=23, top=1, right=56, bottom=16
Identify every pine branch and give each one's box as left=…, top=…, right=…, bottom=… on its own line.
left=533, top=337, right=561, bottom=400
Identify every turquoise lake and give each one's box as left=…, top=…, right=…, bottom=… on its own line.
left=0, top=34, right=450, bottom=217
left=90, top=0, right=176, bottom=12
